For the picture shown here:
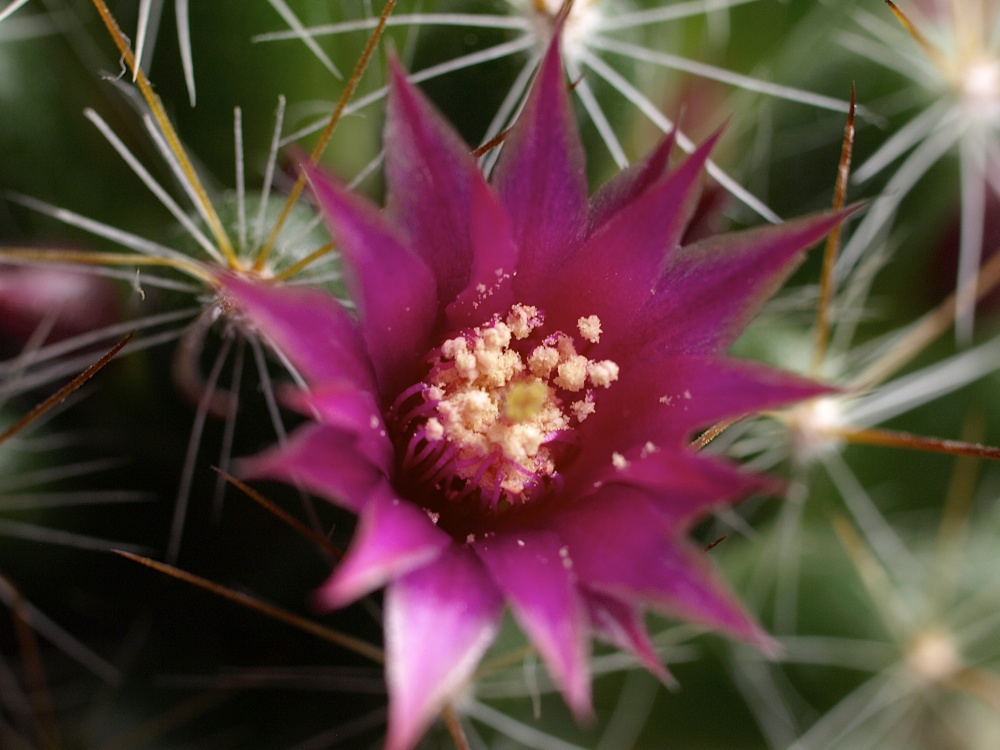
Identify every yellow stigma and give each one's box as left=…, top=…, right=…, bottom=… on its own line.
left=504, top=380, right=550, bottom=423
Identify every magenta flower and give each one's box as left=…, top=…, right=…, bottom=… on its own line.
left=224, top=37, right=842, bottom=750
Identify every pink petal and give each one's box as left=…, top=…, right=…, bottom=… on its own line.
left=474, top=529, right=592, bottom=719
left=237, top=424, right=385, bottom=512
left=222, top=274, right=373, bottom=390
left=493, top=36, right=587, bottom=279
left=588, top=127, right=677, bottom=231
left=527, top=133, right=720, bottom=344
left=281, top=384, right=392, bottom=471
left=567, top=452, right=777, bottom=529
left=313, top=487, right=450, bottom=610
left=679, top=181, right=732, bottom=245
left=639, top=211, right=851, bottom=353
left=283, top=381, right=380, bottom=429
left=555, top=492, right=776, bottom=653
left=633, top=354, right=833, bottom=441
left=583, top=588, right=672, bottom=685
left=570, top=354, right=832, bottom=487
left=384, top=56, right=478, bottom=304
left=384, top=547, right=503, bottom=750
left=306, top=165, right=439, bottom=390
left=445, top=174, right=520, bottom=329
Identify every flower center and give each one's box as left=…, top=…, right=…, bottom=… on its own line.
left=783, top=395, right=847, bottom=462
left=393, top=304, right=619, bottom=515
left=955, top=55, right=1000, bottom=127
left=906, top=628, right=963, bottom=685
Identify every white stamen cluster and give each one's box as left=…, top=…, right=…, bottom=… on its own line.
left=423, top=303, right=619, bottom=501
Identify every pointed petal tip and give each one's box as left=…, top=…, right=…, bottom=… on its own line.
left=570, top=694, right=597, bottom=725
left=232, top=449, right=275, bottom=484
left=302, top=147, right=440, bottom=384
left=386, top=49, right=415, bottom=107
left=634, top=641, right=677, bottom=689
left=236, top=425, right=385, bottom=513
left=308, top=583, right=337, bottom=613
left=219, top=267, right=374, bottom=389
left=804, top=201, right=864, bottom=241
left=705, top=595, right=779, bottom=658
left=646, top=654, right=680, bottom=689
left=749, top=471, right=787, bottom=501
left=698, top=124, right=726, bottom=157
left=386, top=45, right=405, bottom=76
left=842, top=200, right=865, bottom=218
left=233, top=442, right=301, bottom=487
left=473, top=530, right=594, bottom=722
left=558, top=657, right=595, bottom=723
left=630, top=638, right=676, bottom=689
left=536, top=23, right=567, bottom=108
left=661, top=668, right=681, bottom=691
left=312, top=491, right=450, bottom=611
left=383, top=47, right=449, bottom=142
left=833, top=200, right=865, bottom=232
left=746, top=625, right=782, bottom=660
left=493, top=16, right=588, bottom=273
left=301, top=157, right=339, bottom=198
left=385, top=550, right=503, bottom=750
left=583, top=588, right=677, bottom=688
left=383, top=721, right=422, bottom=750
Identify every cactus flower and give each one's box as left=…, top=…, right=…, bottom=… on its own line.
left=226, top=36, right=843, bottom=750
